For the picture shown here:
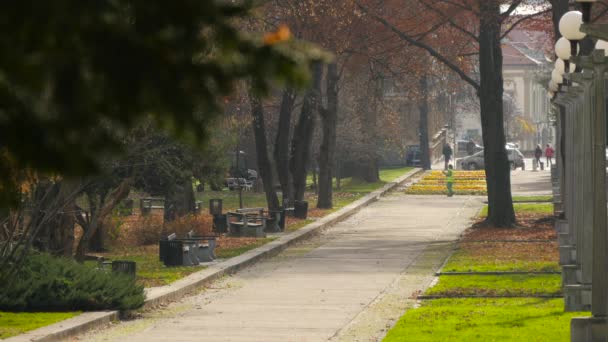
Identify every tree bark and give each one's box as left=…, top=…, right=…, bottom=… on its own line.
left=75, top=178, right=131, bottom=261
left=317, top=63, right=339, bottom=209
left=478, top=1, right=515, bottom=227
left=250, top=88, right=281, bottom=211
left=290, top=62, right=323, bottom=201
left=550, top=0, right=569, bottom=42
left=353, top=73, right=380, bottom=183
left=419, top=74, right=431, bottom=170
left=274, top=88, right=296, bottom=207
left=164, top=178, right=195, bottom=222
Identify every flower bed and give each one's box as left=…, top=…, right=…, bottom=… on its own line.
left=405, top=170, right=487, bottom=195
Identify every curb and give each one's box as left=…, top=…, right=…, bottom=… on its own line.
left=6, top=168, right=423, bottom=342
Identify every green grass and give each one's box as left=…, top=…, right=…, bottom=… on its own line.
left=214, top=238, right=276, bottom=259
left=443, top=256, right=559, bottom=273
left=512, top=195, right=553, bottom=203
left=306, top=167, right=413, bottom=193
left=479, top=203, right=553, bottom=218
left=425, top=274, right=562, bottom=297
left=285, top=219, right=315, bottom=232
left=383, top=298, right=588, bottom=342
left=0, top=311, right=80, bottom=339
left=443, top=247, right=560, bottom=273
left=88, top=253, right=205, bottom=287
left=197, top=167, right=412, bottom=212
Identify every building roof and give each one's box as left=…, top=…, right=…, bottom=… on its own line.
left=502, top=28, right=550, bottom=67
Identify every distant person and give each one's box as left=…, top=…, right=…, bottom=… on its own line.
left=442, top=164, right=455, bottom=197
left=545, top=144, right=554, bottom=167
left=534, top=144, right=543, bottom=169
left=442, top=143, right=453, bottom=170
left=466, top=139, right=476, bottom=156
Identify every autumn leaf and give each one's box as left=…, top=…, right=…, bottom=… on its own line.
left=264, top=24, right=291, bottom=45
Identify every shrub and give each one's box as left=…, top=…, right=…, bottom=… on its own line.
left=0, top=253, right=145, bottom=311
left=164, top=214, right=213, bottom=237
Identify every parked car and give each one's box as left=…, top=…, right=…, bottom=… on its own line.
left=456, top=140, right=483, bottom=158
left=224, top=178, right=253, bottom=190
left=458, top=147, right=525, bottom=170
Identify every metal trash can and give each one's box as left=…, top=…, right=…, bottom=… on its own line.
left=111, top=260, right=136, bottom=276
left=293, top=200, right=308, bottom=219
left=165, top=240, right=200, bottom=266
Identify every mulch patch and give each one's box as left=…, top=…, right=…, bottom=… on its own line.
left=463, top=213, right=556, bottom=242
left=456, top=241, right=558, bottom=264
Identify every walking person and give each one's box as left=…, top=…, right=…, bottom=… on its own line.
left=534, top=144, right=543, bottom=170
left=442, top=164, right=455, bottom=197
left=545, top=143, right=554, bottom=167
left=442, top=143, right=453, bottom=170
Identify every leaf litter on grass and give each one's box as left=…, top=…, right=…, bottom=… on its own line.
left=464, top=214, right=556, bottom=242
left=444, top=241, right=559, bottom=272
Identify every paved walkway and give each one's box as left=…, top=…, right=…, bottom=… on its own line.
left=82, top=194, right=481, bottom=342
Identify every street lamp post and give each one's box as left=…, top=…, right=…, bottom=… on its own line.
left=552, top=1, right=608, bottom=339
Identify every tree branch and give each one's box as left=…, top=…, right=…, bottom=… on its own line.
left=500, top=8, right=552, bottom=39
left=419, top=0, right=479, bottom=42
left=356, top=2, right=480, bottom=91
left=500, top=0, right=523, bottom=20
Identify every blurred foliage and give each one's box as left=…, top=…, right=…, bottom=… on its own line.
left=0, top=0, right=326, bottom=207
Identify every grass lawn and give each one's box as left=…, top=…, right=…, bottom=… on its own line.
left=87, top=252, right=204, bottom=288
left=512, top=195, right=553, bottom=203
left=0, top=311, right=80, bottom=339
left=95, top=238, right=276, bottom=287
left=307, top=167, right=413, bottom=193
left=442, top=242, right=559, bottom=273
left=425, top=274, right=562, bottom=297
left=478, top=203, right=553, bottom=218
left=197, top=167, right=412, bottom=211
left=383, top=298, right=587, bottom=342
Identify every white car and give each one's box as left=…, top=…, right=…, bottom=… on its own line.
left=458, top=148, right=525, bottom=170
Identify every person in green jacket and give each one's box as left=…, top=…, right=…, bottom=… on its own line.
left=442, top=164, right=454, bottom=197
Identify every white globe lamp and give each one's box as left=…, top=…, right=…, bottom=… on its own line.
left=555, top=37, right=572, bottom=61
left=559, top=11, right=586, bottom=41
left=552, top=69, right=564, bottom=84
left=596, top=40, right=608, bottom=56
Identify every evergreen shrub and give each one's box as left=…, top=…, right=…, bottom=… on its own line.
left=0, top=253, right=144, bottom=311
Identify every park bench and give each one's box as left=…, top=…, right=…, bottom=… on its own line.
left=140, top=197, right=165, bottom=215
left=226, top=207, right=267, bottom=237
left=96, top=259, right=136, bottom=276
left=159, top=232, right=217, bottom=266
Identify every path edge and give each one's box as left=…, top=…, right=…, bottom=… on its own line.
left=5, top=168, right=423, bottom=342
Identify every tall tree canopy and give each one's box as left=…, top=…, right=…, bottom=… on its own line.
left=0, top=0, right=321, bottom=207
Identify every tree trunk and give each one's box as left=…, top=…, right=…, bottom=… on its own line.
left=354, top=74, right=380, bottom=183
left=274, top=88, right=296, bottom=207
left=335, top=159, right=342, bottom=190
left=317, top=63, right=339, bottom=209
left=75, top=179, right=131, bottom=261
left=250, top=88, right=281, bottom=211
left=290, top=62, right=323, bottom=201
left=478, top=1, right=515, bottom=227
left=164, top=179, right=195, bottom=222
left=551, top=0, right=569, bottom=41
left=419, top=75, right=431, bottom=170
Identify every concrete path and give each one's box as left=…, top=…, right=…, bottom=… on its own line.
left=511, top=158, right=552, bottom=196
left=81, top=194, right=481, bottom=342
